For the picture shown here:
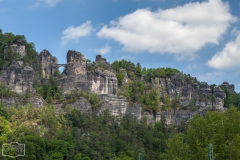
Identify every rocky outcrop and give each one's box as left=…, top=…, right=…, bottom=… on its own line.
left=64, top=50, right=87, bottom=76
left=95, top=54, right=111, bottom=67
left=4, top=39, right=26, bottom=59
left=57, top=50, right=89, bottom=93
left=213, top=86, right=226, bottom=110
left=0, top=61, right=35, bottom=94
left=69, top=97, right=92, bottom=113
left=0, top=95, right=45, bottom=108
left=0, top=45, right=235, bottom=126
left=152, top=73, right=226, bottom=110
left=221, top=81, right=235, bottom=93
left=55, top=52, right=117, bottom=95
left=90, top=68, right=118, bottom=95
left=98, top=94, right=142, bottom=119
left=41, top=49, right=58, bottom=79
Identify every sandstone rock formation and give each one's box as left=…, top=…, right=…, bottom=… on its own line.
left=0, top=61, right=35, bottom=93
left=41, top=49, right=58, bottom=79
left=0, top=46, right=235, bottom=126
left=97, top=94, right=142, bottom=119
left=90, top=69, right=118, bottom=95
left=151, top=73, right=226, bottom=110
left=221, top=81, right=235, bottom=93
left=4, top=39, right=26, bottom=59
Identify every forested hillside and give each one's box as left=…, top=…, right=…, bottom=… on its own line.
left=0, top=30, right=240, bottom=160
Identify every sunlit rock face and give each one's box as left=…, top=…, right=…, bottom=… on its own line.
left=56, top=50, right=89, bottom=94
left=65, top=50, right=86, bottom=76
left=90, top=69, right=118, bottom=95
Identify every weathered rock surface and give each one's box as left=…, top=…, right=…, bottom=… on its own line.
left=70, top=97, right=92, bottom=113
left=97, top=94, right=142, bottom=119
left=0, top=61, right=35, bottom=93
left=5, top=40, right=26, bottom=59
left=152, top=73, right=226, bottom=110
left=57, top=50, right=89, bottom=93
left=41, top=49, right=58, bottom=79
left=90, top=69, right=118, bottom=95
left=221, top=81, right=235, bottom=93
left=56, top=52, right=117, bottom=95
left=0, top=96, right=45, bottom=108
left=0, top=47, right=236, bottom=126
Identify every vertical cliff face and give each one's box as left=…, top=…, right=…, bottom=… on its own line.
left=41, top=50, right=118, bottom=95
left=0, top=62, right=35, bottom=93
left=90, top=68, right=118, bottom=95
left=152, top=73, right=226, bottom=110
left=65, top=50, right=86, bottom=76
left=57, top=50, right=88, bottom=93
left=41, top=49, right=58, bottom=79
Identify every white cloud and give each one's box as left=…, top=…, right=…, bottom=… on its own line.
left=95, top=45, right=111, bottom=55
left=97, top=0, right=237, bottom=60
left=207, top=31, right=240, bottom=69
left=61, top=21, right=93, bottom=46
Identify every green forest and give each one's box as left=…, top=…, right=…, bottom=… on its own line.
left=1, top=104, right=240, bottom=159
left=1, top=30, right=240, bottom=160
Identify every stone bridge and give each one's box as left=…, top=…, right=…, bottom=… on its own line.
left=57, top=64, right=66, bottom=68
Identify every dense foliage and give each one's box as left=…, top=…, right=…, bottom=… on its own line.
left=112, top=59, right=180, bottom=82
left=0, top=104, right=176, bottom=160
left=0, top=29, right=41, bottom=72
left=220, top=86, right=240, bottom=109
left=1, top=29, right=240, bottom=160
left=161, top=107, right=240, bottom=160
left=117, top=79, right=172, bottom=112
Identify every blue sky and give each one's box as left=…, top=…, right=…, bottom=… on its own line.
left=0, top=0, right=240, bottom=92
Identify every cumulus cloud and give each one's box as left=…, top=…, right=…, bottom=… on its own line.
left=97, top=0, right=237, bottom=60
left=95, top=45, right=111, bottom=55
left=61, top=21, right=93, bottom=46
left=207, top=31, right=240, bottom=69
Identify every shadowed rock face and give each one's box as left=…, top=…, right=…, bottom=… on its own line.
left=0, top=61, right=35, bottom=93
left=221, top=81, right=235, bottom=93
left=4, top=40, right=26, bottom=59
left=97, top=94, right=142, bottom=119
left=41, top=49, right=58, bottom=79
left=152, top=73, right=226, bottom=110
